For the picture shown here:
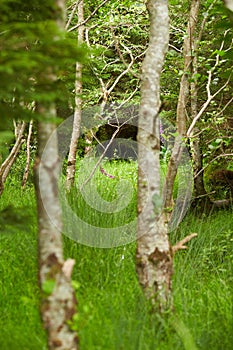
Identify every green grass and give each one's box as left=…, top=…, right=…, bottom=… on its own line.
left=0, top=186, right=47, bottom=350
left=0, top=160, right=233, bottom=349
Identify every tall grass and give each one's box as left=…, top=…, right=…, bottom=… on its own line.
left=0, top=186, right=47, bottom=350
left=0, top=160, right=232, bottom=349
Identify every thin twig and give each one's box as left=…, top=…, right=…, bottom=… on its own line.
left=187, top=28, right=232, bottom=137
left=65, top=0, right=81, bottom=30
left=68, top=0, right=111, bottom=32
left=187, top=75, right=231, bottom=137
left=194, top=153, right=233, bottom=179
left=79, top=126, right=121, bottom=191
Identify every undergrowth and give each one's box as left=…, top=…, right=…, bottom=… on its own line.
left=0, top=160, right=232, bottom=349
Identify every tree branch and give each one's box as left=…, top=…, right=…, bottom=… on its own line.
left=172, top=233, right=198, bottom=254
left=65, top=0, right=81, bottom=30
left=67, top=0, right=111, bottom=32
left=187, top=28, right=232, bottom=136
left=194, top=153, right=233, bottom=179
left=187, top=74, right=231, bottom=137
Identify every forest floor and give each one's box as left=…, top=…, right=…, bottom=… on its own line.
left=0, top=160, right=233, bottom=350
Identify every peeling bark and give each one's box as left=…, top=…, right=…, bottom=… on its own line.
left=136, top=0, right=172, bottom=309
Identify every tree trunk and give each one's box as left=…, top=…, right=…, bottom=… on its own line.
left=136, top=0, right=172, bottom=310
left=0, top=121, right=26, bottom=196
left=34, top=106, right=78, bottom=349
left=65, top=0, right=84, bottom=190
left=177, top=0, right=200, bottom=137
left=34, top=1, right=78, bottom=348
left=190, top=73, right=207, bottom=205
left=224, top=0, right=233, bottom=11
left=188, top=1, right=208, bottom=204
left=190, top=130, right=206, bottom=198
left=163, top=0, right=200, bottom=211
left=22, top=120, right=33, bottom=188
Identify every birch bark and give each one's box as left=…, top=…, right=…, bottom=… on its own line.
left=136, top=0, right=172, bottom=309
left=35, top=105, right=78, bottom=349
left=34, top=1, right=78, bottom=348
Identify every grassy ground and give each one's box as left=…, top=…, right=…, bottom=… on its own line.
left=0, top=160, right=233, bottom=349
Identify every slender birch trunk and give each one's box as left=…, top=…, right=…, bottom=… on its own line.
left=35, top=105, right=78, bottom=349
left=163, top=0, right=200, bottom=211
left=34, top=1, right=78, bottom=348
left=65, top=0, right=84, bottom=190
left=136, top=0, right=172, bottom=309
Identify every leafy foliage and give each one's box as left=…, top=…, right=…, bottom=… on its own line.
left=0, top=0, right=86, bottom=124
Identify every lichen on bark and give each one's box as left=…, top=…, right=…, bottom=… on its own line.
left=136, top=0, right=173, bottom=310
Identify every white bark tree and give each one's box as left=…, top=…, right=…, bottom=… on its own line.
left=136, top=0, right=173, bottom=309
left=34, top=1, right=78, bottom=348
left=35, top=106, right=78, bottom=350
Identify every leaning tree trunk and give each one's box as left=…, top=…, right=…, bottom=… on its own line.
left=34, top=1, right=78, bottom=349
left=65, top=0, right=84, bottom=190
left=136, top=0, right=172, bottom=310
left=0, top=121, right=26, bottom=196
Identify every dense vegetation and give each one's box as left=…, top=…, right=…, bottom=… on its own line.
left=0, top=162, right=233, bottom=349
left=0, top=0, right=233, bottom=348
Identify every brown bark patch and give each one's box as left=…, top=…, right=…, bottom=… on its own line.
left=148, top=247, right=171, bottom=266
left=52, top=339, right=62, bottom=347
